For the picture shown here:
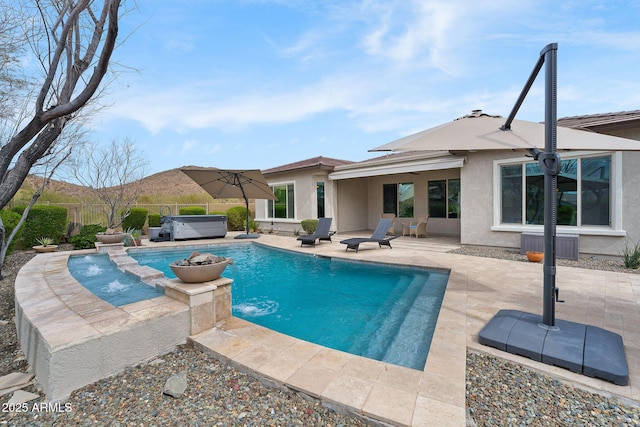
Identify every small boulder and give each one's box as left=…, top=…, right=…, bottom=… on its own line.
left=163, top=371, right=187, bottom=398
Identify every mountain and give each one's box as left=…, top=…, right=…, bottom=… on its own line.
left=135, top=168, right=215, bottom=199
left=19, top=168, right=215, bottom=202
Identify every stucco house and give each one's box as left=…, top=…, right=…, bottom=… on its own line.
left=255, top=110, right=640, bottom=257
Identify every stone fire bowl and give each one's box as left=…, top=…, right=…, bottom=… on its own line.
left=169, top=258, right=232, bottom=283
left=95, top=233, right=127, bottom=244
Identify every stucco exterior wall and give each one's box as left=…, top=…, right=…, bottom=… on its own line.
left=257, top=169, right=336, bottom=234
left=460, top=150, right=640, bottom=256
left=335, top=178, right=368, bottom=232
left=460, top=151, right=516, bottom=247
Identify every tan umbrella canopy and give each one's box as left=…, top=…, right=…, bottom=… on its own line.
left=180, top=167, right=276, bottom=239
left=371, top=110, right=640, bottom=153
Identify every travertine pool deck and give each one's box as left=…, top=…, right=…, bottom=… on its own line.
left=190, top=233, right=640, bottom=426
left=16, top=233, right=640, bottom=426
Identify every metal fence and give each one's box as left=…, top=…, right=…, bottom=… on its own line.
left=9, top=201, right=254, bottom=229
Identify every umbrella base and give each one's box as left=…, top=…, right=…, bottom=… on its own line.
left=478, top=309, right=628, bottom=385
left=234, top=233, right=261, bottom=239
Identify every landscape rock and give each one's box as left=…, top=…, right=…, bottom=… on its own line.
left=173, top=252, right=228, bottom=266
left=163, top=370, right=187, bottom=398
left=8, top=389, right=39, bottom=404
left=0, top=372, right=34, bottom=396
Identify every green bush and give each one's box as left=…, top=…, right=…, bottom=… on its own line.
left=621, top=240, right=640, bottom=269
left=148, top=213, right=161, bottom=228
left=0, top=210, right=23, bottom=254
left=209, top=211, right=226, bottom=215
left=11, top=205, right=67, bottom=247
left=301, top=219, right=318, bottom=234
left=69, top=224, right=106, bottom=250
left=179, top=206, right=206, bottom=215
left=122, top=208, right=148, bottom=231
left=226, top=206, right=250, bottom=231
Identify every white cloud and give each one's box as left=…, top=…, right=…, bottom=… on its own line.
left=104, top=73, right=374, bottom=133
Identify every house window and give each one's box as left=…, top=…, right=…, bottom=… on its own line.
left=499, top=155, right=610, bottom=226
left=316, top=182, right=325, bottom=218
left=268, top=183, right=295, bottom=219
left=428, top=179, right=461, bottom=218
left=382, top=183, right=414, bottom=218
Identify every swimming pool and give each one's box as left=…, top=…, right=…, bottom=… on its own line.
left=129, top=243, right=449, bottom=370
left=67, top=254, right=164, bottom=306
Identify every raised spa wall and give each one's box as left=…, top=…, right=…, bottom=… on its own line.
left=14, top=245, right=232, bottom=402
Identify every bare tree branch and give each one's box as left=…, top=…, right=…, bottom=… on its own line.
left=69, top=137, right=149, bottom=229
left=0, top=0, right=122, bottom=209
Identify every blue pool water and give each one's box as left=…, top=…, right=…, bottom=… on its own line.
left=129, top=243, right=449, bottom=370
left=67, top=254, right=164, bottom=306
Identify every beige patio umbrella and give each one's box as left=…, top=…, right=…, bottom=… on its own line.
left=180, top=167, right=276, bottom=239
left=370, top=110, right=640, bottom=153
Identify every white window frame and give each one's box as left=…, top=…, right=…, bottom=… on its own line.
left=491, top=151, right=625, bottom=236
left=265, top=180, right=297, bottom=221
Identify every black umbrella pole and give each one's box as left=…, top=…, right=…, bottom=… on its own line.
left=542, top=43, right=558, bottom=328
left=245, top=198, right=250, bottom=234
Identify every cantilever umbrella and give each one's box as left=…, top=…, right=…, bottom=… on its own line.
left=180, top=167, right=276, bottom=239
left=371, top=110, right=640, bottom=153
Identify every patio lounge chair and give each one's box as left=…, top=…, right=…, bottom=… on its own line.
left=297, top=217, right=334, bottom=247
left=339, top=218, right=399, bottom=252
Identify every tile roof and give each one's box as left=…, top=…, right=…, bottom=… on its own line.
left=261, top=156, right=354, bottom=175
left=557, top=110, right=640, bottom=130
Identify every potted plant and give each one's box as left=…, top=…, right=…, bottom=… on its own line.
left=33, top=237, right=58, bottom=253
left=526, top=251, right=544, bottom=262
left=95, top=228, right=127, bottom=244
left=169, top=251, right=232, bottom=283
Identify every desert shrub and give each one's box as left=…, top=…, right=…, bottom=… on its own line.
left=300, top=219, right=318, bottom=234
left=226, top=206, right=250, bottom=231
left=179, top=206, right=206, bottom=215
left=69, top=224, right=106, bottom=250
left=148, top=213, right=161, bottom=227
left=11, top=205, right=67, bottom=247
left=0, top=210, right=23, bottom=254
left=621, top=240, right=640, bottom=269
left=122, top=208, right=147, bottom=231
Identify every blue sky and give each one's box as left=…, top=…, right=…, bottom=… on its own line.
left=92, top=0, right=640, bottom=176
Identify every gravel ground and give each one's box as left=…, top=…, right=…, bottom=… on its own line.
left=450, top=245, right=639, bottom=274
left=1, top=246, right=639, bottom=426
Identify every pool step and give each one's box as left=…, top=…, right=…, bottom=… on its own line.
left=350, top=276, right=426, bottom=362
left=381, top=275, right=447, bottom=369
left=108, top=249, right=137, bottom=268
left=125, top=265, right=166, bottom=285
left=107, top=249, right=165, bottom=285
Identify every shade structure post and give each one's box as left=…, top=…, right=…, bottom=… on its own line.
left=541, top=43, right=559, bottom=328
